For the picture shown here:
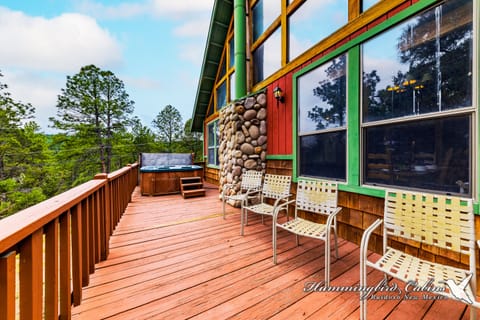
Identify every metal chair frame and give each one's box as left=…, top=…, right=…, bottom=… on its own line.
left=222, top=170, right=263, bottom=220
left=241, top=174, right=292, bottom=236
left=273, top=178, right=342, bottom=286
left=360, top=189, right=478, bottom=319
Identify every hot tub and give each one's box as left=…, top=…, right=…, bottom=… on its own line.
left=139, top=153, right=203, bottom=196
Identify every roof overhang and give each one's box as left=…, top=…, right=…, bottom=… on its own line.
left=191, top=0, right=233, bottom=132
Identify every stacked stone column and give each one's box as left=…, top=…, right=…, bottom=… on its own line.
left=219, top=92, right=267, bottom=203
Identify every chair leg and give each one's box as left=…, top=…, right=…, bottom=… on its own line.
left=333, top=225, right=339, bottom=259
left=273, top=223, right=278, bottom=264
left=324, top=233, right=330, bottom=287
left=240, top=208, right=245, bottom=236
left=222, top=196, right=226, bottom=219
left=295, top=234, right=299, bottom=247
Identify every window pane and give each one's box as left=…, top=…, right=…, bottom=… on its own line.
left=362, top=0, right=473, bottom=122
left=229, top=36, right=235, bottom=68
left=216, top=81, right=227, bottom=110
left=298, top=54, right=347, bottom=133
left=207, top=122, right=215, bottom=147
left=252, top=0, right=280, bottom=42
left=289, top=1, right=347, bottom=61
left=299, top=131, right=346, bottom=180
left=253, top=28, right=281, bottom=84
left=207, top=121, right=219, bottom=166
left=362, top=0, right=380, bottom=12
left=364, top=115, right=470, bottom=195
left=229, top=72, right=235, bottom=101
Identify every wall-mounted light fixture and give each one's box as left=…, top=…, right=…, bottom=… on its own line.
left=273, top=86, right=285, bottom=106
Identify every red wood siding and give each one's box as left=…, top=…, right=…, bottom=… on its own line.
left=266, top=74, right=293, bottom=156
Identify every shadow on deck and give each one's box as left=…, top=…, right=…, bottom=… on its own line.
left=72, top=183, right=472, bottom=319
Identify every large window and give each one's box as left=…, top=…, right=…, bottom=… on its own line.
left=252, top=0, right=348, bottom=85
left=362, top=0, right=380, bottom=12
left=288, top=1, right=347, bottom=61
left=362, top=0, right=473, bottom=195
left=207, top=120, right=220, bottom=167
left=253, top=28, right=282, bottom=84
left=297, top=54, right=347, bottom=180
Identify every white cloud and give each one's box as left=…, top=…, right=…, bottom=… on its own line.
left=75, top=1, right=146, bottom=19
left=149, top=0, right=214, bottom=18
left=0, top=7, right=122, bottom=73
left=173, top=19, right=210, bottom=38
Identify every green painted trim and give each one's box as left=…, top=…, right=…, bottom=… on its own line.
left=234, top=0, right=247, bottom=98
left=292, top=69, right=299, bottom=180
left=476, top=0, right=480, bottom=204
left=338, top=184, right=385, bottom=198
left=347, top=46, right=360, bottom=187
left=266, top=154, right=294, bottom=160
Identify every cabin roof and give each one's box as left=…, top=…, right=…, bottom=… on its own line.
left=191, top=0, right=233, bottom=132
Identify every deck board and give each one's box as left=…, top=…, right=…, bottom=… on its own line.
left=72, top=184, right=474, bottom=319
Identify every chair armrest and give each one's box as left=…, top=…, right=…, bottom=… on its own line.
left=360, top=219, right=383, bottom=267
left=325, top=207, right=342, bottom=229
left=273, top=199, right=296, bottom=220
left=273, top=194, right=292, bottom=207
left=222, top=183, right=235, bottom=192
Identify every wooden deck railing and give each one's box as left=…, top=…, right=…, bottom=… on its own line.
left=0, top=163, right=138, bottom=320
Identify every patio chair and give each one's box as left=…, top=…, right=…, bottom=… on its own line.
left=360, top=189, right=479, bottom=320
left=273, top=178, right=342, bottom=286
left=222, top=170, right=263, bottom=219
left=241, top=174, right=292, bottom=236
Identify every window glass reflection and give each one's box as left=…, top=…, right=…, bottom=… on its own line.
left=229, top=36, right=235, bottom=68
left=289, top=1, right=347, bottom=61
left=300, top=131, right=346, bottom=180
left=229, top=72, right=235, bottom=101
left=207, top=121, right=220, bottom=166
left=362, top=0, right=473, bottom=122
left=252, top=0, right=280, bottom=42
left=298, top=54, right=347, bottom=133
left=216, top=81, right=227, bottom=110
left=253, top=28, right=281, bottom=84
left=362, top=0, right=380, bottom=12
left=364, top=116, right=470, bottom=195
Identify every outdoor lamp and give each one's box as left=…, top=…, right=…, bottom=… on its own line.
left=273, top=86, right=285, bottom=104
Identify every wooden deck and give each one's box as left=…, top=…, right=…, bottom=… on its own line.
left=72, top=183, right=473, bottom=319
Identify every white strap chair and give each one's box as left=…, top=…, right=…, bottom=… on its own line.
left=222, top=170, right=263, bottom=220
left=273, top=178, right=342, bottom=286
left=360, top=189, right=479, bottom=319
left=241, top=174, right=292, bottom=236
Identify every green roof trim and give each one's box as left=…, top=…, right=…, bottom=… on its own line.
left=191, top=0, right=233, bottom=132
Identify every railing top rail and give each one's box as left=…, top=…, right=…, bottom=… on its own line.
left=108, top=163, right=138, bottom=180
left=0, top=179, right=106, bottom=253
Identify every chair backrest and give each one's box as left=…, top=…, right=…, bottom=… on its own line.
left=384, top=189, right=475, bottom=255
left=240, top=170, right=263, bottom=190
left=296, top=179, right=339, bottom=215
left=261, top=174, right=291, bottom=200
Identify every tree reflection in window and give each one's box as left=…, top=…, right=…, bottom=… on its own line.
left=308, top=55, right=347, bottom=130
left=298, top=54, right=347, bottom=133
left=363, top=0, right=473, bottom=122
left=362, top=0, right=473, bottom=195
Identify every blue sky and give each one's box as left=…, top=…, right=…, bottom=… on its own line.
left=0, top=0, right=214, bottom=133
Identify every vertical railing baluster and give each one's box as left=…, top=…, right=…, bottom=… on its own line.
left=0, top=251, right=16, bottom=320
left=81, top=198, right=90, bottom=286
left=71, top=203, right=83, bottom=306
left=59, top=212, right=71, bottom=320
left=44, top=219, right=59, bottom=320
